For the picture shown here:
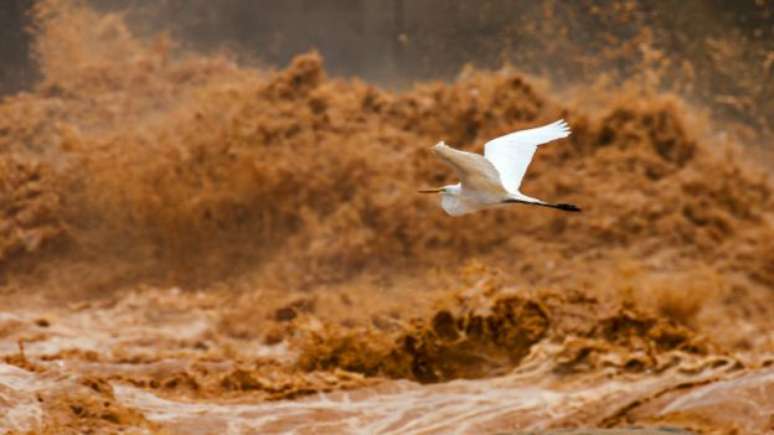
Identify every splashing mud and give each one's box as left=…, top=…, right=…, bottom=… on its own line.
left=0, top=0, right=772, bottom=433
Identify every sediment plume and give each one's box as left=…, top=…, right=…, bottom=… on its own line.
left=0, top=0, right=772, bottom=433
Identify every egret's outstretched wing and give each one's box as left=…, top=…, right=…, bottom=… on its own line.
left=483, top=119, right=571, bottom=193
left=432, top=142, right=506, bottom=195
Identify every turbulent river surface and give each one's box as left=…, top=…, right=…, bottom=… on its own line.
left=0, top=1, right=772, bottom=433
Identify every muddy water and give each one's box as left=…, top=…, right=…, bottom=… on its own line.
left=1, top=286, right=772, bottom=433
left=1, top=1, right=773, bottom=433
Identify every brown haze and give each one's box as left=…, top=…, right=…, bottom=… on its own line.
left=0, top=0, right=772, bottom=433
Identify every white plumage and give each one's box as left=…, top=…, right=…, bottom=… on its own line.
left=419, top=119, right=580, bottom=216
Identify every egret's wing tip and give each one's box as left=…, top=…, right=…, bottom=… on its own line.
left=554, top=119, right=571, bottom=137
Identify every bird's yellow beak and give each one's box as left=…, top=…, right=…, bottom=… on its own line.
left=418, top=188, right=443, bottom=194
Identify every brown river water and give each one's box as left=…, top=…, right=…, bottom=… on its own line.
left=0, top=1, right=772, bottom=433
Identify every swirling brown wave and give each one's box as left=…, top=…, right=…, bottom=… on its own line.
left=0, top=1, right=771, bottom=433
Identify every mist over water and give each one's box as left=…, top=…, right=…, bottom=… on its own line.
left=0, top=0, right=772, bottom=433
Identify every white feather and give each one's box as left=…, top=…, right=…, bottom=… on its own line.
left=483, top=119, right=571, bottom=194
left=432, top=142, right=507, bottom=200
left=424, top=120, right=577, bottom=215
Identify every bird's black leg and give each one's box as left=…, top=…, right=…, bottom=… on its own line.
left=502, top=199, right=581, bottom=212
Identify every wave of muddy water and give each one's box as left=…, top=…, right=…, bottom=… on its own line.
left=1, top=1, right=773, bottom=433
left=1, top=285, right=772, bottom=433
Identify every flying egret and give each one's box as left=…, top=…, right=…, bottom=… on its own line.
left=419, top=119, right=580, bottom=216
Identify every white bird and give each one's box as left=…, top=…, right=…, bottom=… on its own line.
left=419, top=119, right=580, bottom=216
